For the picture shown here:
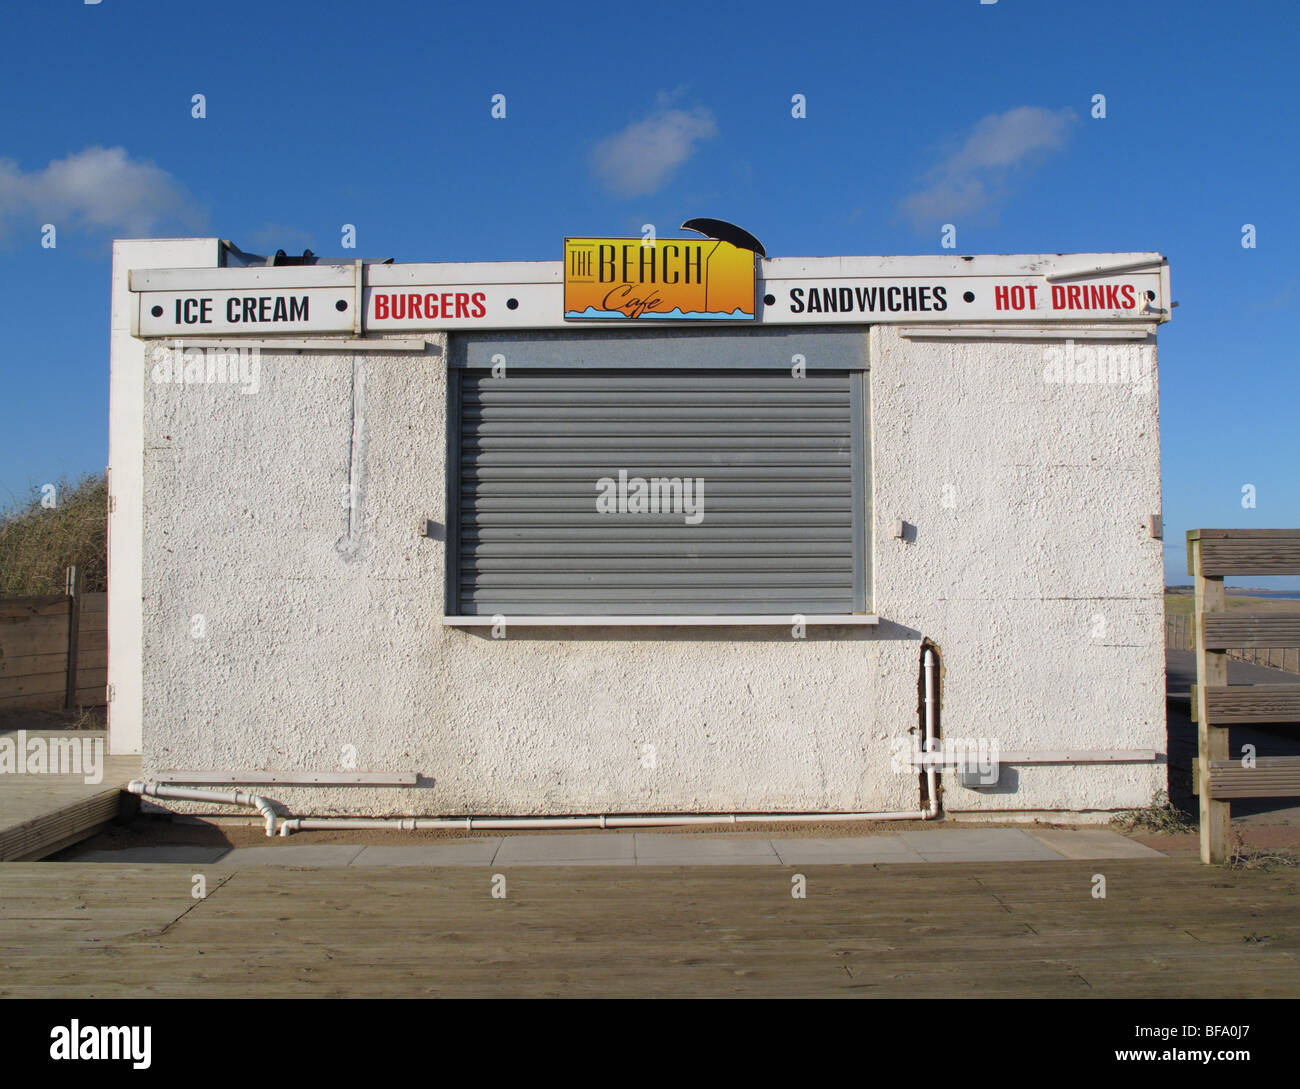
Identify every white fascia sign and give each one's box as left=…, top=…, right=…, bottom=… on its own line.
left=130, top=253, right=1170, bottom=336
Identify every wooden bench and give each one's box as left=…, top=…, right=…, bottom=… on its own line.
left=1187, top=529, right=1300, bottom=863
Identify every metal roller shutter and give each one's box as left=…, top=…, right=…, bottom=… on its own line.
left=447, top=329, right=869, bottom=616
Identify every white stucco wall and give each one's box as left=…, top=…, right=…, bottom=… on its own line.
left=133, top=315, right=1165, bottom=819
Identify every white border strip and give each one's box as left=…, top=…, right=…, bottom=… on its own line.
left=155, top=771, right=419, bottom=785
left=443, top=614, right=880, bottom=627
left=898, top=324, right=1157, bottom=340
left=161, top=338, right=431, bottom=352
left=907, top=749, right=1159, bottom=767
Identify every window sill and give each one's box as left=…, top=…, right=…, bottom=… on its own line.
left=443, top=614, right=879, bottom=627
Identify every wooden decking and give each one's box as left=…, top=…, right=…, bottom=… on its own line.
left=2, top=859, right=1296, bottom=997
left=0, top=731, right=139, bottom=861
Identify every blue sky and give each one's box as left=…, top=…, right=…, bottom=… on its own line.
left=0, top=0, right=1296, bottom=585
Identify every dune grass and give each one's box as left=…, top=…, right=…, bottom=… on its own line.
left=0, top=473, right=107, bottom=597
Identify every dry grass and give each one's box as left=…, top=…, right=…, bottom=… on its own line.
left=1165, top=592, right=1300, bottom=618
left=1226, top=840, right=1299, bottom=872
left=0, top=473, right=106, bottom=597
left=1111, top=790, right=1198, bottom=835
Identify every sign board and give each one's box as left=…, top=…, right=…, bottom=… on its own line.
left=136, top=288, right=355, bottom=336
left=563, top=237, right=756, bottom=320
left=129, top=254, right=1170, bottom=335
left=761, top=275, right=1162, bottom=323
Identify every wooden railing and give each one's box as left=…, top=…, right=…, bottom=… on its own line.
left=1188, top=530, right=1300, bottom=863
left=1166, top=611, right=1300, bottom=672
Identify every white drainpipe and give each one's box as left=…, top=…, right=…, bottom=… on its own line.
left=129, top=780, right=278, bottom=837
left=137, top=646, right=943, bottom=837
left=922, top=647, right=940, bottom=819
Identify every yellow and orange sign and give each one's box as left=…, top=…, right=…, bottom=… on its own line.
left=564, top=237, right=755, bottom=320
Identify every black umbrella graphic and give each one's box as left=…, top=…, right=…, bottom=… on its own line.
left=680, top=218, right=766, bottom=258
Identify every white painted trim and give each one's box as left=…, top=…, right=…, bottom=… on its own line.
left=130, top=265, right=354, bottom=290
left=108, top=239, right=223, bottom=757
left=443, top=614, right=880, bottom=627
left=128, top=249, right=1172, bottom=334
left=906, top=749, right=1160, bottom=767
left=155, top=771, right=419, bottom=785
left=159, top=338, right=431, bottom=352
left=109, top=240, right=220, bottom=758
left=1044, top=257, right=1166, bottom=282
left=898, top=324, right=1157, bottom=340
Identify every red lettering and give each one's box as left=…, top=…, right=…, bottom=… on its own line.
left=455, top=292, right=469, bottom=318
left=441, top=293, right=453, bottom=318
left=1051, top=285, right=1065, bottom=309
left=375, top=294, right=388, bottom=320
left=1066, top=285, right=1082, bottom=308
left=1120, top=284, right=1136, bottom=309
left=471, top=292, right=486, bottom=318
left=1026, top=285, right=1038, bottom=309
left=995, top=285, right=1010, bottom=310
left=408, top=293, right=423, bottom=319
left=425, top=293, right=439, bottom=318
left=1104, top=285, right=1119, bottom=309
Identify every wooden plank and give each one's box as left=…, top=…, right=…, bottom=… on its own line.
left=0, top=672, right=69, bottom=700
left=1193, top=541, right=1230, bottom=865
left=0, top=615, right=70, bottom=654
left=0, top=860, right=1297, bottom=998
left=72, top=687, right=107, bottom=707
left=64, top=566, right=80, bottom=710
left=0, top=652, right=67, bottom=679
left=78, top=593, right=107, bottom=615
left=0, top=691, right=64, bottom=710
left=1197, top=539, right=1300, bottom=576
left=1187, top=529, right=1300, bottom=539
left=0, top=596, right=68, bottom=620
left=1204, top=684, right=1300, bottom=723
left=3, top=627, right=105, bottom=659
left=67, top=648, right=107, bottom=671
left=1208, top=756, right=1300, bottom=799
left=1202, top=612, right=1300, bottom=649
left=0, top=790, right=125, bottom=862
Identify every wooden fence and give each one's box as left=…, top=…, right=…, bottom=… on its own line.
left=1188, top=529, right=1300, bottom=864
left=1166, top=612, right=1300, bottom=673
left=0, top=568, right=106, bottom=710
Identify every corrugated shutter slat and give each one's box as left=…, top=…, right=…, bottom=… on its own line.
left=451, top=337, right=865, bottom=616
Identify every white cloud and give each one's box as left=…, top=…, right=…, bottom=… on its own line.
left=901, top=106, right=1076, bottom=227
left=591, top=107, right=717, bottom=197
left=0, top=146, right=203, bottom=239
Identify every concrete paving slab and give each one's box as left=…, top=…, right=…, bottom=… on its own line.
left=350, top=841, right=502, bottom=867
left=770, top=836, right=925, bottom=865
left=634, top=834, right=780, bottom=865
left=1024, top=829, right=1168, bottom=860
left=493, top=833, right=635, bottom=864
left=897, top=829, right=1064, bottom=862
left=218, top=845, right=367, bottom=866
left=63, top=846, right=231, bottom=864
